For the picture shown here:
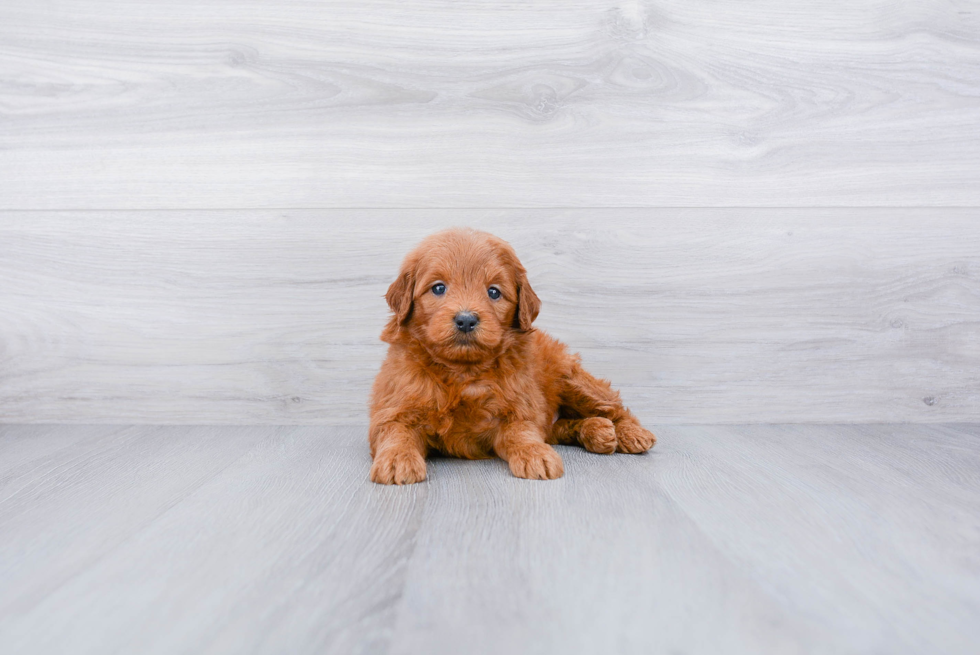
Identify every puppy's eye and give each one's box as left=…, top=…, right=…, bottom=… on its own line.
left=487, top=286, right=501, bottom=300
left=431, top=283, right=446, bottom=296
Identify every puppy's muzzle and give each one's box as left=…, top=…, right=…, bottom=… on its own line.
left=454, top=311, right=479, bottom=333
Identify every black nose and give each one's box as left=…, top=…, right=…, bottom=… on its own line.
left=454, top=311, right=479, bottom=333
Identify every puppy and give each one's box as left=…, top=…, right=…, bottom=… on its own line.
left=369, top=228, right=656, bottom=484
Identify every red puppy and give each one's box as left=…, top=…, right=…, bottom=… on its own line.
left=369, top=228, right=656, bottom=484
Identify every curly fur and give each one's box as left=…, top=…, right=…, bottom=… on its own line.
left=369, top=228, right=656, bottom=484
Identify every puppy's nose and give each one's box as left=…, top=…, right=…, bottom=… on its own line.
left=454, top=311, right=479, bottom=333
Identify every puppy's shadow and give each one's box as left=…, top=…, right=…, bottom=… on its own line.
left=426, top=453, right=510, bottom=484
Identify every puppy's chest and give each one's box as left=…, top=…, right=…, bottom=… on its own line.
left=453, top=380, right=503, bottom=429
left=428, top=380, right=503, bottom=456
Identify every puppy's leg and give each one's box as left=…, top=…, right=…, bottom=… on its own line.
left=560, top=364, right=656, bottom=454
left=549, top=417, right=617, bottom=455
left=495, top=421, right=564, bottom=480
left=370, top=422, right=428, bottom=485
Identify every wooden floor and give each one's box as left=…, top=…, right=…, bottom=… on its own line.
left=3, top=4, right=978, bottom=653
left=1, top=424, right=977, bottom=654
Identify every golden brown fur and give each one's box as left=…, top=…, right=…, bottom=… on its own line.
left=369, top=228, right=656, bottom=484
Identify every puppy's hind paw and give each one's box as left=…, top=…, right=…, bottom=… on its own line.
left=507, top=442, right=564, bottom=480
left=615, top=420, right=656, bottom=454
left=579, top=417, right=617, bottom=454
left=370, top=448, right=427, bottom=485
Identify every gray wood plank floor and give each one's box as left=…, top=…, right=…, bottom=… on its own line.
left=2, top=424, right=977, bottom=654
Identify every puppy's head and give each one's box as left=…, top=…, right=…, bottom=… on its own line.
left=382, top=228, right=540, bottom=363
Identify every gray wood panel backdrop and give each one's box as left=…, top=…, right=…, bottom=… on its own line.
left=2, top=1, right=979, bottom=424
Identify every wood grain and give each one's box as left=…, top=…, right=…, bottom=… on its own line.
left=392, top=423, right=980, bottom=654
left=1, top=424, right=978, bottom=653
left=1, top=209, right=978, bottom=423
left=656, top=424, right=980, bottom=654
left=0, top=425, right=270, bottom=616
left=1, top=1, right=978, bottom=208
left=0, top=425, right=427, bottom=655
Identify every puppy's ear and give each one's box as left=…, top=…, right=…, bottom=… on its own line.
left=512, top=268, right=541, bottom=331
left=385, top=268, right=415, bottom=324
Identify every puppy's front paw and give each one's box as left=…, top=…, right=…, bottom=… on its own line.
left=615, top=420, right=656, bottom=454
left=579, top=417, right=617, bottom=454
left=507, top=442, right=564, bottom=480
left=370, top=448, right=427, bottom=485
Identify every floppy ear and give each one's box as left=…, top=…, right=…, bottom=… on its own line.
left=385, top=268, right=415, bottom=325
left=512, top=268, right=541, bottom=331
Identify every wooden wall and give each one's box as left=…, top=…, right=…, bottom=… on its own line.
left=2, top=210, right=977, bottom=423
left=2, top=1, right=978, bottom=423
